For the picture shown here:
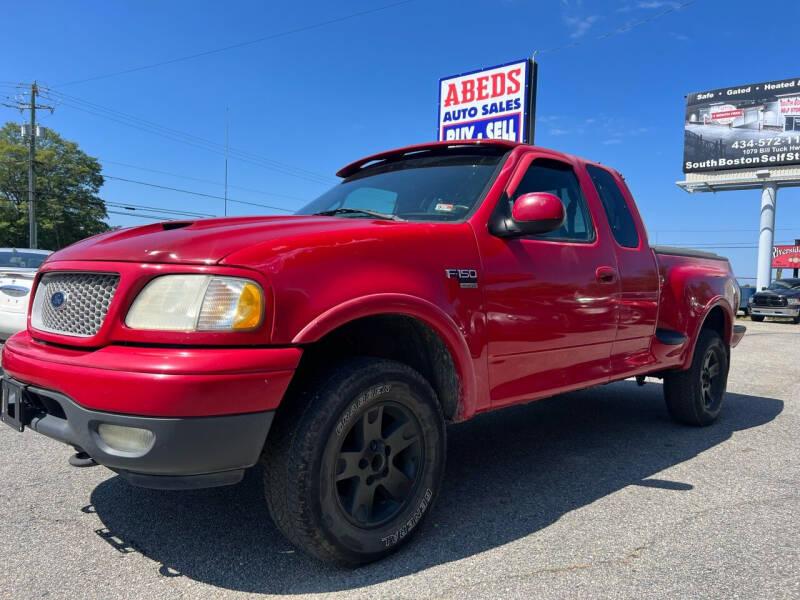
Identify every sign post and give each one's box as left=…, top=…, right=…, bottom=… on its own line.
left=438, top=58, right=537, bottom=144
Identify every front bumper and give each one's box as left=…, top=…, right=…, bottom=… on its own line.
left=4, top=376, right=273, bottom=489
left=749, top=306, right=799, bottom=318
left=1, top=332, right=303, bottom=488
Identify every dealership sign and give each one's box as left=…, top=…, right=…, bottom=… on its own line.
left=683, top=77, right=800, bottom=173
left=438, top=60, right=532, bottom=143
left=772, top=245, right=800, bottom=268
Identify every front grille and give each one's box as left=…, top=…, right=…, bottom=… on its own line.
left=31, top=272, right=120, bottom=337
left=752, top=295, right=787, bottom=307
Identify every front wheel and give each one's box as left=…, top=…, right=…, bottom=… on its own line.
left=663, top=329, right=728, bottom=426
left=750, top=315, right=765, bottom=322
left=792, top=315, right=800, bottom=325
left=261, top=357, right=446, bottom=567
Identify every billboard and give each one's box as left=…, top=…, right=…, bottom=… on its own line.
left=438, top=59, right=532, bottom=143
left=772, top=245, right=800, bottom=268
left=684, top=77, right=800, bottom=173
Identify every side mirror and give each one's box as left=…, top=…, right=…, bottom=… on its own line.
left=508, top=192, right=565, bottom=236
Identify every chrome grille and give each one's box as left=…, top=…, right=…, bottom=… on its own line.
left=31, top=272, right=120, bottom=337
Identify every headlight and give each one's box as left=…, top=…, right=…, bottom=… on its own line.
left=787, top=298, right=799, bottom=306
left=126, top=275, right=264, bottom=331
left=748, top=296, right=754, bottom=304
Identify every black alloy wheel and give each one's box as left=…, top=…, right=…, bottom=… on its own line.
left=334, top=401, right=424, bottom=527
left=699, top=348, right=723, bottom=409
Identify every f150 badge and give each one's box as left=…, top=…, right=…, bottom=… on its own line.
left=445, top=268, right=478, bottom=289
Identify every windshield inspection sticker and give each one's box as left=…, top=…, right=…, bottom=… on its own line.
left=445, top=268, right=478, bottom=289
left=434, top=203, right=454, bottom=212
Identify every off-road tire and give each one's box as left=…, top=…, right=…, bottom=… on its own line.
left=260, top=357, right=446, bottom=567
left=663, top=329, right=728, bottom=426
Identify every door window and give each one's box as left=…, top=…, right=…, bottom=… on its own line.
left=586, top=165, right=640, bottom=248
left=511, top=159, right=595, bottom=242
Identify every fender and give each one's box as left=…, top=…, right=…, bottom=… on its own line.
left=679, top=297, right=735, bottom=370
left=292, top=293, right=481, bottom=420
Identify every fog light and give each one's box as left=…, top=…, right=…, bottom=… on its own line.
left=97, top=424, right=155, bottom=454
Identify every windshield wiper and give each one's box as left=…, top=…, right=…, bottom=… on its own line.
left=313, top=208, right=403, bottom=221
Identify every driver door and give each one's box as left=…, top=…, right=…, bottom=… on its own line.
left=480, top=153, right=620, bottom=408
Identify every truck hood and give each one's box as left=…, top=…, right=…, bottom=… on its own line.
left=753, top=288, right=800, bottom=299
left=47, top=216, right=410, bottom=265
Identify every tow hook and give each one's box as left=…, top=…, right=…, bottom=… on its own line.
left=68, top=451, right=98, bottom=468
left=635, top=375, right=646, bottom=387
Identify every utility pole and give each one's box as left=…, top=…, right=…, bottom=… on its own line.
left=2, top=81, right=54, bottom=248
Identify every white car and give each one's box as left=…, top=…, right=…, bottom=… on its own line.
left=0, top=248, right=52, bottom=340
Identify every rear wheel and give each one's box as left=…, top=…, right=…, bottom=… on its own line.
left=261, top=357, right=446, bottom=567
left=750, top=315, right=765, bottom=322
left=663, top=329, right=728, bottom=426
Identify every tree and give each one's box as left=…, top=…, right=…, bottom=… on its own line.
left=0, top=121, right=109, bottom=250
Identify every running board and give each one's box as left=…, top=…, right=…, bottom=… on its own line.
left=655, top=328, right=687, bottom=346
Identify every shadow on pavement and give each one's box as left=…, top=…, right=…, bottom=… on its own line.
left=89, top=380, right=783, bottom=594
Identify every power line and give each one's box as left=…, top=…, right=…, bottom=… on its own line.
left=539, top=0, right=700, bottom=55
left=101, top=174, right=295, bottom=212
left=98, top=158, right=308, bottom=202
left=45, top=89, right=337, bottom=185
left=55, top=1, right=414, bottom=87
left=107, top=209, right=193, bottom=221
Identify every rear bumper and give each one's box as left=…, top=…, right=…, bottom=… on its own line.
left=750, top=306, right=799, bottom=318
left=4, top=376, right=273, bottom=489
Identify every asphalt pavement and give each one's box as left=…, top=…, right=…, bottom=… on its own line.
left=0, top=318, right=798, bottom=599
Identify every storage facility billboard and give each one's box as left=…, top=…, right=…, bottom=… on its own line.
left=683, top=77, right=800, bottom=173
left=438, top=60, right=532, bottom=143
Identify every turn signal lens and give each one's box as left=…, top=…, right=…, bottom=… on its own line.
left=232, top=282, right=263, bottom=329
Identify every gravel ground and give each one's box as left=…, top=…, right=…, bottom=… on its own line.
left=0, top=318, right=798, bottom=599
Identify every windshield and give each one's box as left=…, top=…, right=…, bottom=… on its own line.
left=296, top=151, right=505, bottom=222
left=0, top=251, right=49, bottom=269
left=767, top=279, right=800, bottom=290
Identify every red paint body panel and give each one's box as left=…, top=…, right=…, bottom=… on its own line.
left=5, top=140, right=741, bottom=424
left=2, top=332, right=300, bottom=417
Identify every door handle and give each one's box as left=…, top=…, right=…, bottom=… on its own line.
left=595, top=266, right=617, bottom=284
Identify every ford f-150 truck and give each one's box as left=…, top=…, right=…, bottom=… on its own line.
left=1, top=140, right=745, bottom=566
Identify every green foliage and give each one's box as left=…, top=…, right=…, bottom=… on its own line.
left=0, top=121, right=108, bottom=250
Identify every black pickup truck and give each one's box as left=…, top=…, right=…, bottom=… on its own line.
left=748, top=278, right=800, bottom=323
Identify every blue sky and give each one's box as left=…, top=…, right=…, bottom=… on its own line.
left=2, top=0, right=800, bottom=281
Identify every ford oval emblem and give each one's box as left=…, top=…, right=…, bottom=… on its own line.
left=50, top=291, right=67, bottom=310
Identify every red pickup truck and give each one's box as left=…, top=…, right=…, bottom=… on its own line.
left=1, top=140, right=744, bottom=566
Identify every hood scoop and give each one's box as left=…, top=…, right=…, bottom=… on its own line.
left=162, top=221, right=194, bottom=231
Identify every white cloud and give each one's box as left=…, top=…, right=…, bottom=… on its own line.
left=603, top=138, right=622, bottom=145
left=564, top=14, right=600, bottom=38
